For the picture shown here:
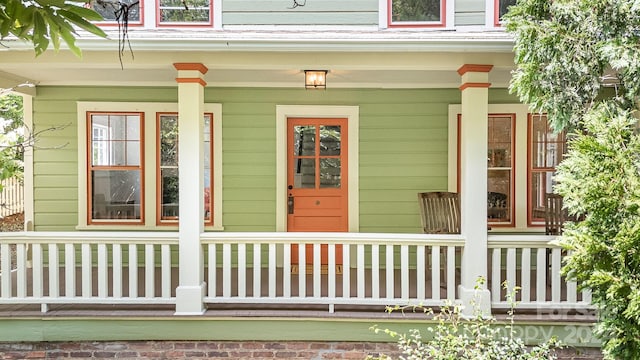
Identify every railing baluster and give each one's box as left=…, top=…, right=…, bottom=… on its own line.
left=491, top=248, right=501, bottom=303
left=223, top=243, right=231, bottom=297
left=371, top=244, right=379, bottom=299
left=48, top=243, right=59, bottom=298
left=129, top=244, right=138, bottom=298
left=357, top=244, right=364, bottom=299
left=313, top=243, right=321, bottom=298
left=32, top=244, right=43, bottom=298
left=328, top=244, right=336, bottom=299
left=16, top=244, right=26, bottom=298
left=145, top=244, right=155, bottom=298
left=1, top=243, right=11, bottom=298
left=551, top=248, right=561, bottom=304
left=521, top=248, right=531, bottom=303
left=161, top=244, right=171, bottom=298
left=268, top=243, right=276, bottom=298
left=446, top=246, right=455, bottom=300
left=506, top=248, right=516, bottom=295
left=65, top=243, right=75, bottom=297
left=416, top=245, right=425, bottom=299
left=298, top=244, right=306, bottom=298
left=237, top=243, right=246, bottom=298
left=81, top=243, right=92, bottom=297
left=342, top=244, right=350, bottom=299
left=208, top=244, right=216, bottom=298
left=97, top=244, right=108, bottom=298
left=113, top=244, right=122, bottom=298
left=386, top=244, right=394, bottom=299
left=283, top=244, right=291, bottom=298
left=431, top=245, right=440, bottom=301
left=253, top=243, right=261, bottom=298
left=536, top=248, right=546, bottom=302
left=400, top=245, right=409, bottom=300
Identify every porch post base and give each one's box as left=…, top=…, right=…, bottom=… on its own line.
left=175, top=283, right=207, bottom=315
left=457, top=285, right=491, bottom=318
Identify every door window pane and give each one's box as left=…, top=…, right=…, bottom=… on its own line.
left=320, top=158, right=341, bottom=188
left=293, top=125, right=316, bottom=156
left=294, top=158, right=315, bottom=188
left=320, top=125, right=341, bottom=156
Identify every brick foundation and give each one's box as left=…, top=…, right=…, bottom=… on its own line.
left=0, top=341, right=602, bottom=359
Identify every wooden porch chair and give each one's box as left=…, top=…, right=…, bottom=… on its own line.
left=544, top=193, right=567, bottom=235
left=417, top=192, right=461, bottom=234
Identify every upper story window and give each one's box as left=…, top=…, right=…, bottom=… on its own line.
left=528, top=114, right=567, bottom=225
left=157, top=0, right=212, bottom=26
left=90, top=0, right=143, bottom=26
left=494, top=0, right=516, bottom=26
left=388, top=0, right=446, bottom=28
left=88, top=112, right=144, bottom=224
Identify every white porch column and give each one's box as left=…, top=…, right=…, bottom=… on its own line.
left=174, top=63, right=207, bottom=315
left=457, top=64, right=492, bottom=316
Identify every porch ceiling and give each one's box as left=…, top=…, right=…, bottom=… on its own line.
left=0, top=29, right=516, bottom=90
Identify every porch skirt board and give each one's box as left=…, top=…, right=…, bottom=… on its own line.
left=0, top=341, right=603, bottom=359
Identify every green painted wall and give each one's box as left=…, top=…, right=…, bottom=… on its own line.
left=222, top=0, right=378, bottom=26
left=32, top=86, right=517, bottom=233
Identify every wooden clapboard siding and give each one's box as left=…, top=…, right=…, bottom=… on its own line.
left=455, top=0, right=486, bottom=26
left=223, top=0, right=378, bottom=26
left=32, top=86, right=514, bottom=233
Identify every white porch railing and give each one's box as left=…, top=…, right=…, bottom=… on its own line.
left=488, top=235, right=592, bottom=310
left=0, top=231, right=594, bottom=314
left=0, top=232, right=178, bottom=311
left=202, top=232, right=465, bottom=311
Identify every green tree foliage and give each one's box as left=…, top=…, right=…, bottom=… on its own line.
left=504, top=0, right=640, bottom=131
left=0, top=94, right=25, bottom=190
left=0, top=0, right=107, bottom=57
left=506, top=1, right=640, bottom=358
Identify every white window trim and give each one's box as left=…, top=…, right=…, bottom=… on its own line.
left=77, top=101, right=223, bottom=230
left=275, top=105, right=359, bottom=232
left=448, top=103, right=535, bottom=231
left=379, top=0, right=454, bottom=29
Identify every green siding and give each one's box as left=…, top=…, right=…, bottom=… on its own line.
left=223, top=0, right=378, bottom=26
left=455, top=0, right=486, bottom=26
left=32, top=86, right=512, bottom=233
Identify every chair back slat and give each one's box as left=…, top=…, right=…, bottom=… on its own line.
left=418, top=192, right=461, bottom=234
left=545, top=193, right=567, bottom=235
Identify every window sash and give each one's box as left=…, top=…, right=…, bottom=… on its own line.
left=388, top=0, right=445, bottom=27
left=157, top=112, right=214, bottom=225
left=88, top=112, right=144, bottom=224
left=89, top=0, right=143, bottom=25
left=157, top=0, right=212, bottom=25
left=528, top=114, right=567, bottom=224
left=487, top=115, right=515, bottom=226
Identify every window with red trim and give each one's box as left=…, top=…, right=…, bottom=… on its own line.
left=157, top=0, right=212, bottom=26
left=88, top=112, right=144, bottom=224
left=494, top=0, right=516, bottom=26
left=487, top=115, right=515, bottom=226
left=157, top=112, right=213, bottom=225
left=89, top=0, right=143, bottom=26
left=528, top=114, right=567, bottom=225
left=388, top=0, right=445, bottom=27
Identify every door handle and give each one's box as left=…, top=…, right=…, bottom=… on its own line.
left=288, top=194, right=295, bottom=214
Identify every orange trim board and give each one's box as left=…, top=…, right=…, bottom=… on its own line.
left=459, top=82, right=491, bottom=91
left=457, top=64, right=494, bottom=76
left=173, top=63, right=209, bottom=74
left=175, top=77, right=207, bottom=87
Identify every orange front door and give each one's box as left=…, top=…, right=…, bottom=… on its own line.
left=287, top=118, right=348, bottom=265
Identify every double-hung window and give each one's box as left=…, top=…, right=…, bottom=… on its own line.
left=90, top=0, right=143, bottom=26
left=528, top=114, right=566, bottom=225
left=88, top=112, right=144, bottom=224
left=388, top=0, right=447, bottom=27
left=157, top=112, right=214, bottom=225
left=79, top=102, right=222, bottom=229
